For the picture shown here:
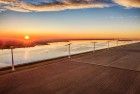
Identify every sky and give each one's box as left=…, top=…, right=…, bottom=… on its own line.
left=0, top=0, right=140, bottom=40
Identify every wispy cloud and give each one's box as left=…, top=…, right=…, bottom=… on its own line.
left=113, top=0, right=140, bottom=8
left=0, top=0, right=112, bottom=12
left=0, top=0, right=140, bottom=13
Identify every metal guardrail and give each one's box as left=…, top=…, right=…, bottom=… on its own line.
left=0, top=40, right=136, bottom=71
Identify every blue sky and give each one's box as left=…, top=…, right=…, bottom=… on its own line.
left=0, top=0, right=140, bottom=39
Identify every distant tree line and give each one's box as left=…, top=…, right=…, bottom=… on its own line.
left=0, top=40, right=49, bottom=49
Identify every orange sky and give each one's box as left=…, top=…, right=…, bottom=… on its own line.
left=0, top=30, right=140, bottom=41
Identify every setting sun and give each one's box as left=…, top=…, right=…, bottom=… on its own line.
left=24, top=35, right=30, bottom=40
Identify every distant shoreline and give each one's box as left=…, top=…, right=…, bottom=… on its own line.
left=0, top=39, right=138, bottom=49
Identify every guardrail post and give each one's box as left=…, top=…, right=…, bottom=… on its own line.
left=10, top=46, right=15, bottom=71
left=116, top=40, right=119, bottom=46
left=91, top=42, right=96, bottom=53
left=65, top=43, right=71, bottom=59
left=107, top=41, right=110, bottom=49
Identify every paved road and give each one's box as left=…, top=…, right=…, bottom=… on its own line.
left=0, top=42, right=140, bottom=94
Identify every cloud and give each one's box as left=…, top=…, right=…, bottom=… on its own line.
left=0, top=0, right=140, bottom=12
left=0, top=0, right=112, bottom=12
left=113, top=0, right=140, bottom=8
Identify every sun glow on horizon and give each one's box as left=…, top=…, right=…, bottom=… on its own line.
left=24, top=35, right=30, bottom=40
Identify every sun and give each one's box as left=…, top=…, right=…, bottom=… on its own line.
left=24, top=35, right=30, bottom=40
